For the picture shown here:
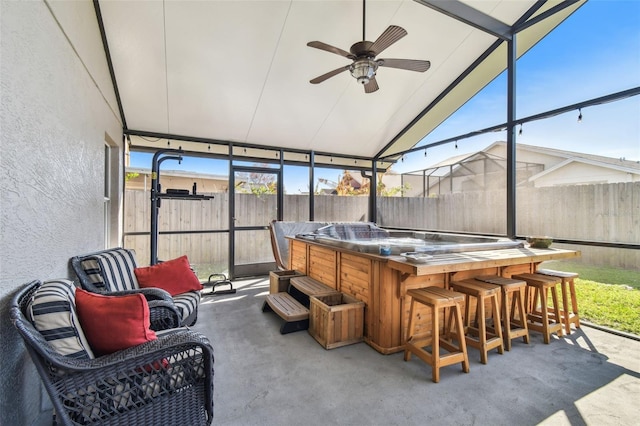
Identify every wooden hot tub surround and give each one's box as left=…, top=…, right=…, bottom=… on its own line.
left=288, top=236, right=580, bottom=354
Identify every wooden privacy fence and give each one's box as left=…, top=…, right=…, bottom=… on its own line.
left=378, top=182, right=640, bottom=242
left=123, top=192, right=370, bottom=268
left=124, top=182, right=639, bottom=270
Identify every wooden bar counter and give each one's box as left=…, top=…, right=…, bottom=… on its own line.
left=288, top=237, right=580, bottom=354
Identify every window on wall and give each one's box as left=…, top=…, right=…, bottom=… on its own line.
left=104, top=144, right=111, bottom=248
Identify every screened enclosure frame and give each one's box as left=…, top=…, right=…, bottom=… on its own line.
left=114, top=0, right=639, bottom=254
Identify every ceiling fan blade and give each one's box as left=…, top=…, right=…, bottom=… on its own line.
left=378, top=58, right=431, bottom=72
left=364, top=77, right=379, bottom=93
left=307, top=41, right=355, bottom=59
left=310, top=65, right=350, bottom=84
left=369, top=25, right=407, bottom=56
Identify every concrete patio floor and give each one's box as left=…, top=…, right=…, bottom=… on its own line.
left=194, top=276, right=640, bottom=426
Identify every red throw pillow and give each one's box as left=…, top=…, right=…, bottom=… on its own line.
left=75, top=289, right=157, bottom=356
left=134, top=255, right=203, bottom=296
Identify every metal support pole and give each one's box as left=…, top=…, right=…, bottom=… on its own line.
left=370, top=161, right=378, bottom=223
left=423, top=170, right=426, bottom=198
left=278, top=149, right=284, bottom=221
left=228, top=145, right=234, bottom=278
left=150, top=149, right=183, bottom=265
left=506, top=35, right=517, bottom=238
left=309, top=151, right=315, bottom=221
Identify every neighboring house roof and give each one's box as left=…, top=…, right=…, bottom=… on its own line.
left=530, top=156, right=640, bottom=183
left=484, top=141, right=640, bottom=171
left=127, top=167, right=228, bottom=181
left=409, top=141, right=640, bottom=192
left=483, top=141, right=640, bottom=186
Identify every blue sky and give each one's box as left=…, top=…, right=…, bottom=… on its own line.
left=130, top=0, right=639, bottom=192
left=397, top=0, right=640, bottom=174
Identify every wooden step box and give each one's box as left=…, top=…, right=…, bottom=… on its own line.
left=269, top=270, right=305, bottom=294
left=309, top=293, right=365, bottom=350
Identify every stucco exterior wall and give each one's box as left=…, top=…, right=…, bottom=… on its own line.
left=1, top=1, right=122, bottom=424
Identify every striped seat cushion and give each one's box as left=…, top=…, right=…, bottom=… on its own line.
left=172, top=291, right=201, bottom=322
left=27, top=279, right=94, bottom=359
left=80, top=248, right=140, bottom=292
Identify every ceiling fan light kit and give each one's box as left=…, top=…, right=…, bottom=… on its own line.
left=350, top=59, right=378, bottom=85
left=307, top=0, right=430, bottom=93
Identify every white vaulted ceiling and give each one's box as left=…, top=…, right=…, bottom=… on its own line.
left=96, top=0, right=584, bottom=166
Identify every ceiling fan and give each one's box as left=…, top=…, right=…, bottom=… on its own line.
left=307, top=0, right=431, bottom=93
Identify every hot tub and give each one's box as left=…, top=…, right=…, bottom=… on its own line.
left=296, top=223, right=523, bottom=255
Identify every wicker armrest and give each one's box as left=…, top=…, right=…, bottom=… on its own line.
left=105, top=287, right=173, bottom=302
left=147, top=300, right=182, bottom=330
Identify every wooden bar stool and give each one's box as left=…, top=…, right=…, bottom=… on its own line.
left=476, top=276, right=530, bottom=351
left=512, top=273, right=564, bottom=344
left=537, top=269, right=580, bottom=334
left=449, top=279, right=504, bottom=364
left=403, top=287, right=469, bottom=383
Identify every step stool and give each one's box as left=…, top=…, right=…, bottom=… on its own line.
left=512, top=273, right=564, bottom=344
left=449, top=279, right=504, bottom=364
left=289, top=276, right=339, bottom=307
left=262, top=275, right=338, bottom=335
left=476, top=275, right=530, bottom=351
left=537, top=269, right=580, bottom=334
left=262, top=293, right=310, bottom=334
left=403, top=286, right=469, bottom=383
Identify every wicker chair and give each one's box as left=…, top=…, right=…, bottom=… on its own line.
left=10, top=280, right=214, bottom=425
left=70, top=248, right=200, bottom=329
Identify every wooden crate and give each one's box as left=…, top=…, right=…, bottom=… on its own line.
left=269, top=270, right=304, bottom=294
left=309, top=293, right=365, bottom=350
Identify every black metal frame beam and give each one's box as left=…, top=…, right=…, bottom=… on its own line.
left=375, top=38, right=504, bottom=160
left=229, top=164, right=282, bottom=279
left=506, top=35, right=517, bottom=239
left=378, top=87, right=640, bottom=161
left=125, top=129, right=374, bottom=166
left=376, top=0, right=561, bottom=160
left=93, top=0, right=127, bottom=130
left=413, top=0, right=512, bottom=40
left=309, top=151, right=315, bottom=221
left=514, top=0, right=582, bottom=33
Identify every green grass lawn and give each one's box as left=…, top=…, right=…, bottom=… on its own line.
left=542, top=261, right=640, bottom=335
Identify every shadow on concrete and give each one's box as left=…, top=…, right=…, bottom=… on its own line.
left=196, top=277, right=640, bottom=426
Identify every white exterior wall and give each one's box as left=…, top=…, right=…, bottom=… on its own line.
left=533, top=162, right=636, bottom=187
left=0, top=1, right=122, bottom=423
